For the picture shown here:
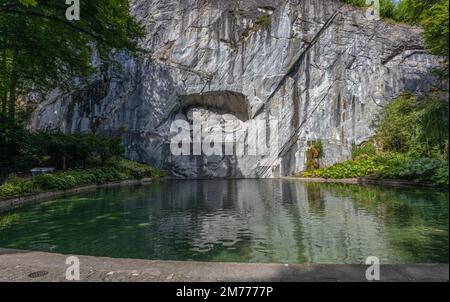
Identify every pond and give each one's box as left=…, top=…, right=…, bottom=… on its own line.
left=0, top=179, right=448, bottom=264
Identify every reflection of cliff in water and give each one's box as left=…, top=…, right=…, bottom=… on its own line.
left=0, top=180, right=447, bottom=263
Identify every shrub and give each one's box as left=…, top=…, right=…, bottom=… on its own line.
left=299, top=153, right=448, bottom=185
left=431, top=165, right=450, bottom=185
left=0, top=182, right=24, bottom=197
left=304, top=156, right=382, bottom=179
left=32, top=133, right=125, bottom=170
left=109, top=158, right=166, bottom=179
left=0, top=115, right=34, bottom=174
left=380, top=0, right=397, bottom=20
left=255, top=13, right=271, bottom=27
left=374, top=93, right=449, bottom=159
left=393, top=158, right=448, bottom=183
left=340, top=0, right=366, bottom=7
left=0, top=125, right=126, bottom=174
left=241, top=13, right=271, bottom=39
left=306, top=140, right=324, bottom=171
left=0, top=159, right=165, bottom=198
left=422, top=0, right=449, bottom=77
left=352, top=142, right=377, bottom=159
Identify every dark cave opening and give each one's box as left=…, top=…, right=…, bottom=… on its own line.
left=179, top=91, right=251, bottom=122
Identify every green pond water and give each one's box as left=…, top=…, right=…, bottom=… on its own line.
left=0, top=179, right=448, bottom=264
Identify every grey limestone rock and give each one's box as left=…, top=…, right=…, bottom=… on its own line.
left=28, top=0, right=441, bottom=178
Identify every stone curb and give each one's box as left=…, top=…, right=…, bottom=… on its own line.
left=284, top=177, right=447, bottom=189
left=0, top=249, right=448, bottom=282
left=0, top=178, right=154, bottom=214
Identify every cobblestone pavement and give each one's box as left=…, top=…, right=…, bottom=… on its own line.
left=0, top=249, right=448, bottom=282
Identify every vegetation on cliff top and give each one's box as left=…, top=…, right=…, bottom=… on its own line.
left=341, top=0, right=449, bottom=76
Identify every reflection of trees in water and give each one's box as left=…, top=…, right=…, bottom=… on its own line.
left=279, top=181, right=388, bottom=263
left=0, top=180, right=447, bottom=263
left=151, top=180, right=303, bottom=262
left=280, top=181, right=307, bottom=263
left=288, top=182, right=449, bottom=263
left=305, top=183, right=326, bottom=215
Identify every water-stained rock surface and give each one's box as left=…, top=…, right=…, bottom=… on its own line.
left=28, top=0, right=441, bottom=178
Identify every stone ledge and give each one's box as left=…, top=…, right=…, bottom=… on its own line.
left=0, top=178, right=154, bottom=214
left=284, top=177, right=447, bottom=189
left=0, top=249, right=447, bottom=282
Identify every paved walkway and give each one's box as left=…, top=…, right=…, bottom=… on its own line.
left=0, top=249, right=448, bottom=282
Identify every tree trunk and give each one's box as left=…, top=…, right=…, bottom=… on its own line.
left=8, top=49, right=18, bottom=122
left=62, top=152, right=67, bottom=171
left=1, top=90, right=6, bottom=114
left=1, top=50, right=7, bottom=114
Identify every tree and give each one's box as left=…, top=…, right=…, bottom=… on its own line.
left=421, top=1, right=449, bottom=77
left=341, top=0, right=449, bottom=78
left=394, top=0, right=442, bottom=24
left=0, top=49, right=8, bottom=114
left=375, top=92, right=449, bottom=158
left=0, top=0, right=144, bottom=122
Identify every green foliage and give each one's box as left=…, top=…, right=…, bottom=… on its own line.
left=375, top=94, right=422, bottom=154
left=300, top=91, right=449, bottom=185
left=0, top=120, right=126, bottom=174
left=0, top=175, right=34, bottom=197
left=396, top=0, right=449, bottom=77
left=379, top=0, right=397, bottom=20
left=341, top=0, right=449, bottom=75
left=300, top=153, right=448, bottom=185
left=422, top=1, right=449, bottom=76
left=31, top=167, right=123, bottom=191
left=0, top=159, right=165, bottom=198
left=241, top=13, right=271, bottom=39
left=255, top=13, right=271, bottom=27
left=18, top=0, right=37, bottom=7
left=312, top=140, right=324, bottom=154
left=341, top=0, right=445, bottom=24
left=389, top=157, right=449, bottom=184
left=0, top=118, right=166, bottom=186
left=431, top=164, right=450, bottom=185
left=352, top=142, right=377, bottom=159
left=340, top=0, right=366, bottom=7
left=374, top=92, right=449, bottom=159
left=0, top=0, right=144, bottom=121
left=394, top=0, right=443, bottom=24
left=30, top=132, right=125, bottom=169
left=301, top=154, right=387, bottom=179
left=0, top=113, right=30, bottom=172
left=340, top=0, right=397, bottom=17
left=109, top=158, right=166, bottom=179
left=306, top=140, right=323, bottom=171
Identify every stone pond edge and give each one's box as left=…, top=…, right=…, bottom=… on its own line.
left=0, top=178, right=155, bottom=214
left=0, top=249, right=448, bottom=282
left=284, top=177, right=448, bottom=189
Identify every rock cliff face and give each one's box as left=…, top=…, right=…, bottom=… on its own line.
left=28, top=0, right=440, bottom=178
